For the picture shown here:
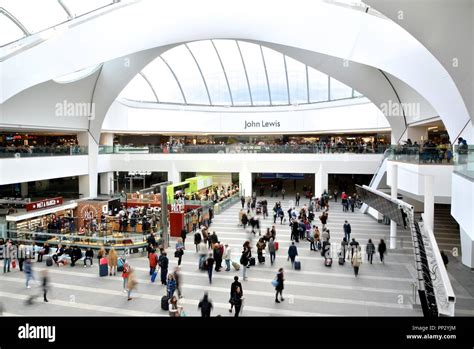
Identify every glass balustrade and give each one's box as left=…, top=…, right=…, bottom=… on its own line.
left=0, top=145, right=88, bottom=158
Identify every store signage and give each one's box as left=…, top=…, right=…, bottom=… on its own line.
left=244, top=120, right=281, bottom=130
left=26, top=197, right=63, bottom=211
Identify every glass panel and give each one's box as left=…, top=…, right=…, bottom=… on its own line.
left=142, top=57, right=184, bottom=104
left=118, top=74, right=157, bottom=102
left=187, top=41, right=231, bottom=106
left=308, top=68, right=329, bottom=102
left=59, top=0, right=113, bottom=17
left=0, top=0, right=69, bottom=33
left=261, top=46, right=289, bottom=105
left=286, top=56, right=308, bottom=104
left=213, top=40, right=251, bottom=106
left=0, top=13, right=25, bottom=46
left=330, top=77, right=353, bottom=100
left=161, top=45, right=210, bottom=105
left=354, top=89, right=364, bottom=97
left=238, top=41, right=269, bottom=105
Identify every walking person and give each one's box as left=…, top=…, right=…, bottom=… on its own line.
left=351, top=246, right=363, bottom=277
left=256, top=238, right=266, bottom=264
left=240, top=242, right=251, bottom=281
left=349, top=238, right=359, bottom=260
left=175, top=238, right=184, bottom=267
left=41, top=270, right=49, bottom=302
left=206, top=253, right=215, bottom=284
left=223, top=244, right=232, bottom=271
left=194, top=230, right=202, bottom=252
left=198, top=292, right=213, bottom=317
left=127, top=268, right=137, bottom=301
left=343, top=220, right=351, bottom=242
left=24, top=259, right=35, bottom=289
left=198, top=240, right=208, bottom=270
left=268, top=237, right=276, bottom=265
left=166, top=273, right=177, bottom=298
left=148, top=248, right=158, bottom=276
left=159, top=252, right=169, bottom=285
left=229, top=276, right=243, bottom=313
left=274, top=268, right=285, bottom=303
left=3, top=240, right=13, bottom=273
left=121, top=258, right=130, bottom=292
left=295, top=192, right=300, bottom=206
left=288, top=242, right=298, bottom=267
left=378, top=239, right=387, bottom=263
left=108, top=248, right=118, bottom=276
left=180, top=228, right=187, bottom=249
left=173, top=268, right=183, bottom=298
left=232, top=286, right=243, bottom=317
left=340, top=237, right=348, bottom=260
left=366, top=239, right=375, bottom=264
left=281, top=188, right=286, bottom=200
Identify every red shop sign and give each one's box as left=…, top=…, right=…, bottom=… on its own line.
left=26, top=197, right=63, bottom=211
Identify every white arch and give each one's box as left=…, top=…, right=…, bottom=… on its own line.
left=1, top=0, right=471, bottom=141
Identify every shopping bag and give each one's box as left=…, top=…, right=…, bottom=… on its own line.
left=12, top=260, right=16, bottom=269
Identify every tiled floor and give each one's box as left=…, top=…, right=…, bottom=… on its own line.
left=0, top=197, right=460, bottom=317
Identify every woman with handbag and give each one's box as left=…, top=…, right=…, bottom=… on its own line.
left=274, top=268, right=285, bottom=303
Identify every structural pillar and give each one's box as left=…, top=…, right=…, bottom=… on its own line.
left=20, top=182, right=28, bottom=198
left=239, top=170, right=252, bottom=198
left=99, top=172, right=114, bottom=196
left=388, top=162, right=398, bottom=249
left=423, top=175, right=435, bottom=231
left=168, top=164, right=180, bottom=184
left=314, top=164, right=328, bottom=198
left=77, top=132, right=99, bottom=199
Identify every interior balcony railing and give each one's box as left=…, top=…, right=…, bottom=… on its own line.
left=387, top=145, right=455, bottom=165
left=0, top=145, right=88, bottom=158
left=453, top=145, right=474, bottom=181
left=99, top=144, right=389, bottom=155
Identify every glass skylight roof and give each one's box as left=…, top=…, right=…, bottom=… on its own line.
left=0, top=0, right=116, bottom=47
left=119, top=40, right=363, bottom=107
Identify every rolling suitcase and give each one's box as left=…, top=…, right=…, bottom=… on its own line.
left=338, top=257, right=345, bottom=265
left=161, top=296, right=170, bottom=311
left=151, top=271, right=158, bottom=283
left=99, top=264, right=108, bottom=277
left=232, top=261, right=240, bottom=271
left=249, top=257, right=256, bottom=266
left=324, top=258, right=333, bottom=267
left=294, top=261, right=301, bottom=270
left=117, top=258, right=124, bottom=272
left=258, top=255, right=265, bottom=264
left=46, top=257, right=53, bottom=267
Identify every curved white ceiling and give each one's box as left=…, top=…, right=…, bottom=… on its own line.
left=1, top=0, right=471, bottom=142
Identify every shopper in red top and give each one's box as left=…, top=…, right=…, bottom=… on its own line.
left=122, top=259, right=130, bottom=293
left=148, top=250, right=158, bottom=276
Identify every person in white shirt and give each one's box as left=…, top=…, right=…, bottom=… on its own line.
left=223, top=244, right=232, bottom=271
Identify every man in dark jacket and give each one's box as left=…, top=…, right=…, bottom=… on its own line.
left=343, top=221, right=351, bottom=242
left=288, top=242, right=298, bottom=266
left=159, top=252, right=169, bottom=285
left=198, top=293, right=213, bottom=317
left=349, top=238, right=359, bottom=259
left=229, top=276, right=243, bottom=313
left=213, top=243, right=223, bottom=272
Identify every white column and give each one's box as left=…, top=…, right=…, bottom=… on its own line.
left=100, top=172, right=114, bottom=195
left=314, top=164, right=328, bottom=198
left=77, top=132, right=98, bottom=199
left=239, top=171, right=252, bottom=198
left=20, top=182, right=28, bottom=197
left=423, top=175, right=435, bottom=231
left=99, top=133, right=114, bottom=145
left=388, top=162, right=398, bottom=249
left=168, top=164, right=180, bottom=184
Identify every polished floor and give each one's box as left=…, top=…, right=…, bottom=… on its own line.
left=1, top=196, right=468, bottom=317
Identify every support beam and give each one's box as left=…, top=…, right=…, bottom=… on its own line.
left=239, top=170, right=252, bottom=198
left=20, top=182, right=28, bottom=198
left=388, top=162, right=398, bottom=249
left=100, top=172, right=114, bottom=196
left=314, top=164, right=328, bottom=198
left=77, top=132, right=98, bottom=199
left=423, top=175, right=435, bottom=231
